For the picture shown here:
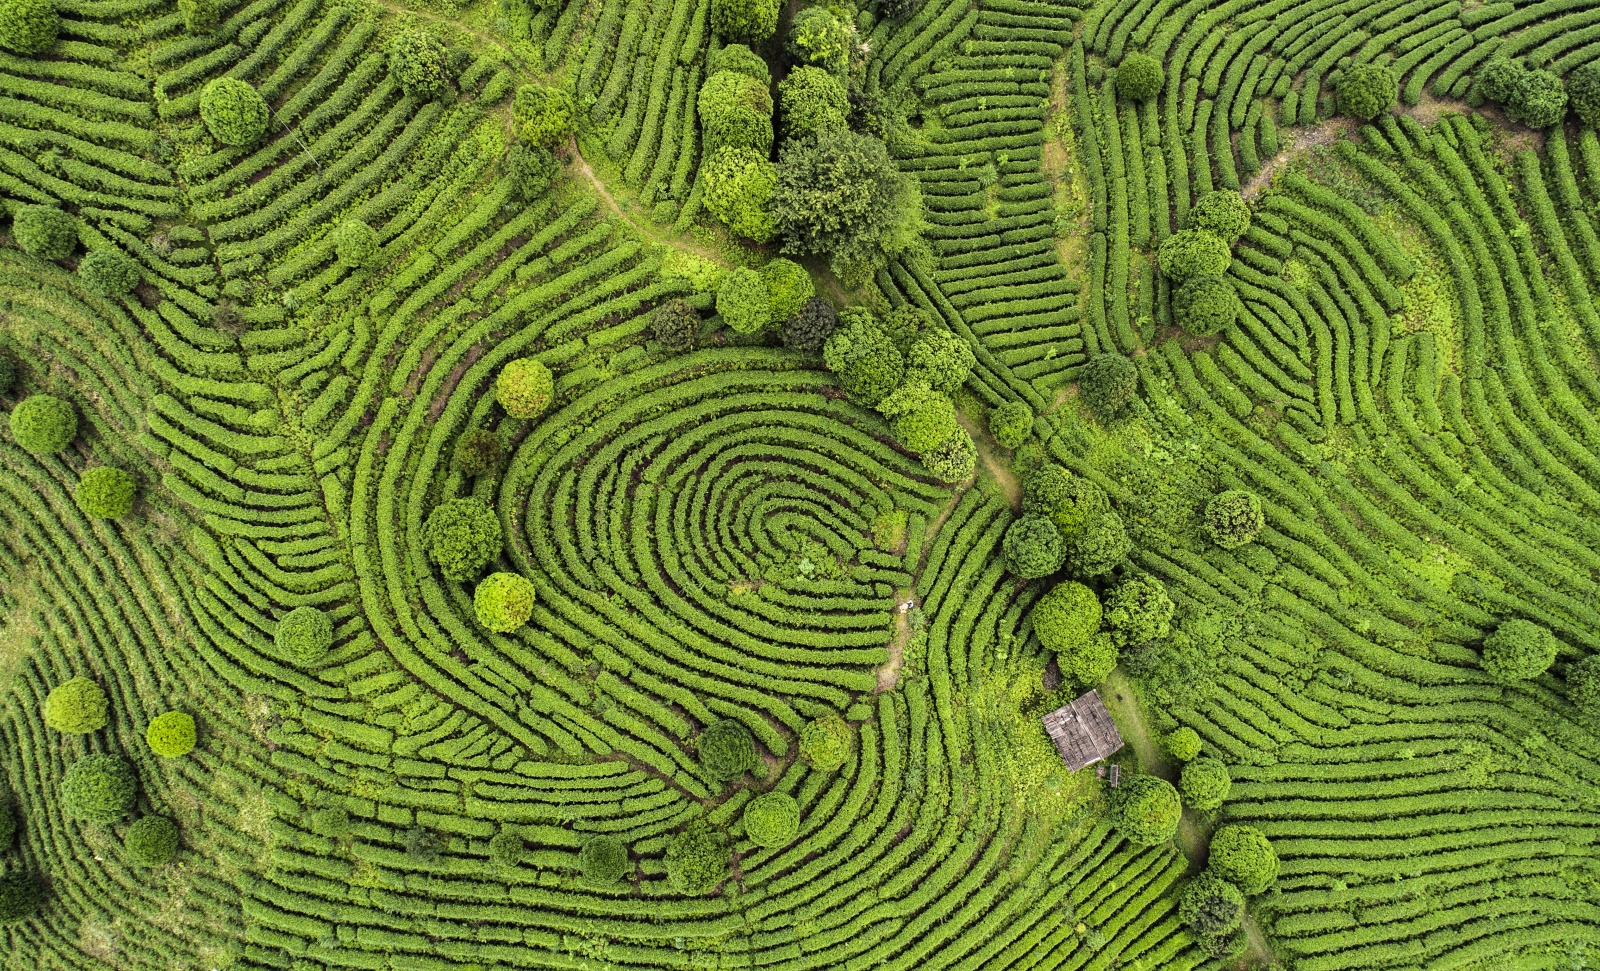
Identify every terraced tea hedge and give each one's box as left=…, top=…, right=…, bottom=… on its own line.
left=0, top=0, right=1597, bottom=966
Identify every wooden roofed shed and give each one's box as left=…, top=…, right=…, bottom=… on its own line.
left=1042, top=690, right=1124, bottom=772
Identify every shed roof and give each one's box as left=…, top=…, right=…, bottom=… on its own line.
left=1042, top=690, right=1124, bottom=771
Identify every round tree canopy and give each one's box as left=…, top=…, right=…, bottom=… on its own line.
left=1110, top=774, right=1180, bottom=846
left=1186, top=191, right=1251, bottom=242
left=146, top=711, right=196, bottom=758
left=474, top=572, right=535, bottom=632
left=989, top=400, right=1033, bottom=450
left=44, top=677, right=108, bottom=734
left=124, top=815, right=180, bottom=866
left=1337, top=63, right=1398, bottom=120
left=75, top=466, right=136, bottom=519
left=698, top=719, right=757, bottom=782
left=62, top=753, right=137, bottom=823
left=1208, top=824, right=1279, bottom=895
left=13, top=205, right=77, bottom=261
left=578, top=835, right=630, bottom=885
left=276, top=606, right=333, bottom=665
left=1179, top=756, right=1231, bottom=811
left=1206, top=490, right=1263, bottom=549
left=1004, top=514, right=1066, bottom=579
left=1482, top=619, right=1558, bottom=683
left=1166, top=726, right=1201, bottom=761
left=1080, top=354, right=1139, bottom=418
left=10, top=393, right=76, bottom=453
left=717, top=267, right=773, bottom=334
left=0, top=0, right=58, bottom=55
left=665, top=819, right=728, bottom=895
left=496, top=358, right=554, bottom=419
left=423, top=498, right=502, bottom=582
left=1158, top=229, right=1232, bottom=280
left=78, top=248, right=140, bottom=295
left=1115, top=53, right=1164, bottom=102
left=743, top=791, right=800, bottom=847
left=799, top=714, right=853, bottom=771
left=1032, top=581, right=1102, bottom=655
left=200, top=77, right=270, bottom=146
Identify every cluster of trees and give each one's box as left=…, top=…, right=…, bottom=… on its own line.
left=1477, top=58, right=1600, bottom=129
left=8, top=205, right=142, bottom=296
left=38, top=676, right=194, bottom=892
left=821, top=305, right=977, bottom=481
left=7, top=382, right=139, bottom=521
left=699, top=2, right=929, bottom=287
left=1160, top=191, right=1250, bottom=337
left=1012, top=464, right=1147, bottom=682
left=1179, top=823, right=1279, bottom=955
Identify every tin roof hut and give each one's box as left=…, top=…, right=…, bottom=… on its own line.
left=1042, top=689, right=1124, bottom=772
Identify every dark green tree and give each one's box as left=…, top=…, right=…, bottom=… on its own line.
left=1110, top=774, right=1180, bottom=845
left=1568, top=655, right=1600, bottom=716
left=78, top=248, right=140, bottom=295
left=62, top=754, right=137, bottom=823
left=1064, top=510, right=1132, bottom=578
left=1208, top=825, right=1278, bottom=895
left=1115, top=53, right=1164, bottom=102
left=1103, top=572, right=1173, bottom=649
left=1482, top=619, right=1558, bottom=683
left=697, top=719, right=757, bottom=782
left=0, top=872, right=40, bottom=923
left=124, top=815, right=180, bottom=866
left=666, top=820, right=728, bottom=894
left=1080, top=354, right=1139, bottom=418
left=1569, top=63, right=1600, bottom=127
left=989, top=400, right=1032, bottom=449
left=782, top=297, right=838, bottom=352
left=453, top=429, right=503, bottom=477
left=13, top=205, right=77, bottom=260
left=1205, top=489, right=1263, bottom=549
left=200, top=78, right=270, bottom=145
left=578, top=835, right=630, bottom=885
left=1337, top=63, right=1398, bottom=120
left=386, top=28, right=450, bottom=99
left=423, top=498, right=502, bottom=582
left=506, top=143, right=558, bottom=202
left=1174, top=275, right=1241, bottom=336
left=650, top=298, right=701, bottom=352
left=1003, top=514, right=1066, bottom=579
left=275, top=606, right=333, bottom=665
left=1186, top=191, right=1251, bottom=242
left=1180, top=871, right=1245, bottom=937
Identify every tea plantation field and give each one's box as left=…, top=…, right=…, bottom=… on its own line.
left=0, top=0, right=1597, bottom=967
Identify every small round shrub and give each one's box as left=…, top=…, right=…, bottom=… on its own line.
left=62, top=753, right=137, bottom=823
left=496, top=358, right=554, bottom=419
left=744, top=792, right=800, bottom=848
left=1174, top=275, right=1241, bottom=336
left=703, top=146, right=778, bottom=242
left=75, top=466, right=135, bottom=519
left=1186, top=191, right=1251, bottom=243
left=44, top=677, right=107, bottom=734
left=386, top=28, right=449, bottom=99
left=1568, top=655, right=1600, bottom=716
left=698, top=719, right=757, bottom=782
left=799, top=714, right=853, bottom=771
left=513, top=83, right=574, bottom=147
left=423, top=498, right=502, bottom=582
left=922, top=428, right=977, bottom=482
left=710, top=0, right=777, bottom=43
left=1180, top=871, right=1245, bottom=937
left=1003, top=514, right=1066, bottom=579
left=988, top=400, right=1032, bottom=450
left=199, top=78, right=270, bottom=146
left=783, top=297, right=838, bottom=351
left=779, top=66, right=849, bottom=138
left=892, top=394, right=957, bottom=453
left=1208, top=825, right=1278, bottom=895
left=1059, top=632, right=1118, bottom=685
left=0, top=872, right=40, bottom=923
left=1570, top=63, right=1600, bottom=128
left=708, top=42, right=769, bottom=83
left=1205, top=489, right=1263, bottom=549
left=0, top=0, right=56, bottom=54
left=1115, top=53, right=1164, bottom=102
left=1111, top=774, right=1181, bottom=846
left=698, top=70, right=775, bottom=156
left=1103, top=573, right=1173, bottom=649
left=717, top=267, right=773, bottom=334
left=760, top=259, right=815, bottom=322
left=474, top=572, right=535, bottom=632
left=1337, top=63, right=1398, bottom=120
left=1165, top=726, right=1201, bottom=762
left=403, top=826, right=440, bottom=863
left=665, top=820, right=728, bottom=895
left=1179, top=757, right=1231, bottom=811
left=1031, top=581, right=1101, bottom=655
left=145, top=711, right=196, bottom=758
left=276, top=606, right=333, bottom=665
left=505, top=143, right=558, bottom=202
left=124, top=815, right=179, bottom=866
left=1158, top=229, right=1232, bottom=280
left=13, top=205, right=77, bottom=260
left=651, top=298, right=701, bottom=352
left=907, top=329, right=975, bottom=393
left=1080, top=353, right=1139, bottom=418
left=453, top=429, right=502, bottom=477
left=178, top=0, right=217, bottom=33
left=488, top=828, right=525, bottom=868
left=78, top=248, right=139, bottom=295
left=10, top=393, right=75, bottom=453
left=1478, top=57, right=1523, bottom=105
left=1482, top=619, right=1558, bottom=683
left=332, top=220, right=378, bottom=269
left=578, top=835, right=630, bottom=885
